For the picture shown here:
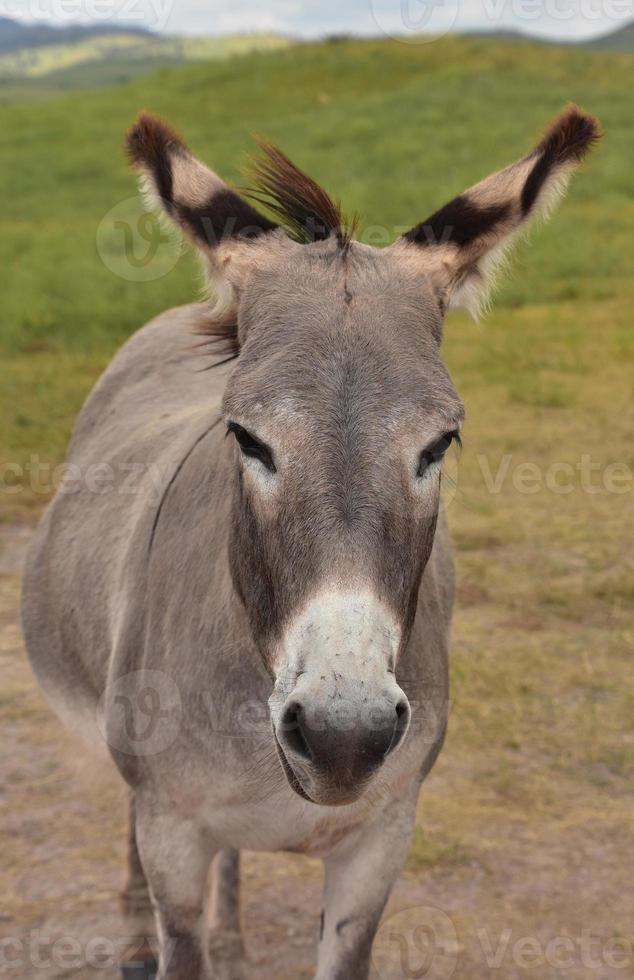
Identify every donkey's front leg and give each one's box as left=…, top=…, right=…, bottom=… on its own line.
left=135, top=802, right=216, bottom=980
left=208, top=849, right=247, bottom=980
left=316, top=793, right=418, bottom=980
left=120, top=790, right=158, bottom=978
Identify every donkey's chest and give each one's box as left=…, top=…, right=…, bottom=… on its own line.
left=200, top=792, right=372, bottom=856
left=160, top=734, right=424, bottom=857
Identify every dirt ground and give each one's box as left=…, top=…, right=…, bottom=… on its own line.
left=1, top=522, right=632, bottom=980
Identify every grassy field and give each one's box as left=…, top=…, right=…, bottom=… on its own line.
left=0, top=34, right=632, bottom=513
left=1, top=33, right=633, bottom=978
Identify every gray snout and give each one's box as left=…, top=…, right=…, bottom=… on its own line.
left=275, top=684, right=411, bottom=801
left=279, top=695, right=409, bottom=766
left=271, top=589, right=410, bottom=803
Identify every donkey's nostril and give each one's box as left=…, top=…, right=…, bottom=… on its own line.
left=386, top=696, right=411, bottom=756
left=277, top=690, right=411, bottom=779
left=279, top=701, right=312, bottom=762
left=395, top=699, right=408, bottom=721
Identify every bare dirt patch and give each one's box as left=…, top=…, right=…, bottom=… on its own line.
left=1, top=525, right=632, bottom=980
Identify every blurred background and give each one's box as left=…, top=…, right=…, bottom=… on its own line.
left=0, top=1, right=632, bottom=977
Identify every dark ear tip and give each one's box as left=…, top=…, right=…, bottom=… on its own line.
left=562, top=103, right=603, bottom=145
left=125, top=111, right=186, bottom=168
left=542, top=104, right=603, bottom=163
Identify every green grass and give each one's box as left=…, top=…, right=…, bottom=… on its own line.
left=1, top=34, right=632, bottom=519
left=0, top=33, right=630, bottom=521
left=0, top=35, right=633, bottom=957
left=1, top=38, right=633, bottom=791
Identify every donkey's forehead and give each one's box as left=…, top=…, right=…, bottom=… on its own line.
left=237, top=238, right=444, bottom=340
left=223, top=245, right=463, bottom=432
left=242, top=237, right=436, bottom=296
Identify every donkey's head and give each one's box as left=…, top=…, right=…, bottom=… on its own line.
left=128, top=107, right=599, bottom=805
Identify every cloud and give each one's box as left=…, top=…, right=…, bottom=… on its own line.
left=162, top=0, right=302, bottom=36
left=5, top=0, right=631, bottom=41
left=165, top=0, right=631, bottom=41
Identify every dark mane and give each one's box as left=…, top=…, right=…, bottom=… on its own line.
left=245, top=138, right=354, bottom=246
left=195, top=138, right=355, bottom=365
left=193, top=305, right=240, bottom=368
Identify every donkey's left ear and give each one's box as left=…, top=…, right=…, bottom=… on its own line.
left=396, top=105, right=601, bottom=316
left=126, top=113, right=280, bottom=274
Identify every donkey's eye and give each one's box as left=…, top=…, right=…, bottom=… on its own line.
left=228, top=422, right=276, bottom=473
left=416, top=430, right=460, bottom=478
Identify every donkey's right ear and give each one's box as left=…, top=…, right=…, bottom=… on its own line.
left=395, top=105, right=600, bottom=317
left=126, top=113, right=279, bottom=266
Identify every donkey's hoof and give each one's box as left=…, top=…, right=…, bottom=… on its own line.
left=120, top=958, right=158, bottom=980
left=208, top=928, right=247, bottom=980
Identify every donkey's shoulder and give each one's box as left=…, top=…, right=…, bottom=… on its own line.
left=68, top=303, right=230, bottom=462
left=95, top=302, right=224, bottom=393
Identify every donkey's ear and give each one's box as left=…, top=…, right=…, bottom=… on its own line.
left=126, top=113, right=279, bottom=264
left=397, top=105, right=601, bottom=316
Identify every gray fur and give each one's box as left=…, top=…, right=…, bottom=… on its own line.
left=22, top=291, right=454, bottom=979
left=22, top=105, right=597, bottom=977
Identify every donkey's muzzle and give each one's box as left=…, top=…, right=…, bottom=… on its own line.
left=275, top=688, right=411, bottom=804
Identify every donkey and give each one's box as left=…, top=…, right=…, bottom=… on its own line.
left=22, top=105, right=599, bottom=980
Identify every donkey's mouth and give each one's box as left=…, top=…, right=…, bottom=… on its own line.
left=273, top=729, right=374, bottom=807
left=273, top=730, right=314, bottom=802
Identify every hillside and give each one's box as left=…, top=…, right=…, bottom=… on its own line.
left=0, top=14, right=149, bottom=53
left=0, top=26, right=292, bottom=91
left=465, top=21, right=634, bottom=50
left=588, top=20, right=634, bottom=50
left=2, top=15, right=632, bottom=95
left=0, top=33, right=631, bottom=484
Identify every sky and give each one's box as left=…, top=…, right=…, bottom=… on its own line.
left=2, top=0, right=631, bottom=42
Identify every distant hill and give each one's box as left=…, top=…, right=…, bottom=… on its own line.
left=0, top=14, right=630, bottom=97
left=0, top=22, right=292, bottom=91
left=463, top=28, right=542, bottom=43
left=587, top=22, right=634, bottom=50
left=464, top=23, right=633, bottom=50
left=0, top=15, right=150, bottom=53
